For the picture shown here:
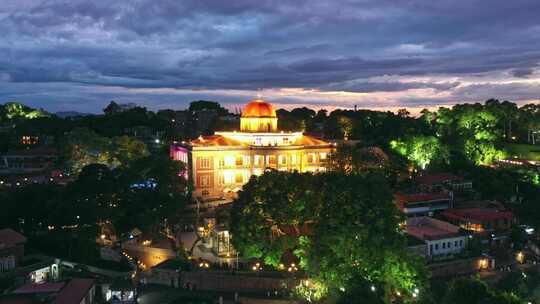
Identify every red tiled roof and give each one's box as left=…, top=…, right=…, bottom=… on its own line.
left=55, top=279, right=95, bottom=304
left=416, top=173, right=464, bottom=185
left=189, top=135, right=247, bottom=147
left=394, top=192, right=450, bottom=203
left=441, top=208, right=513, bottom=221
left=0, top=229, right=26, bottom=246
left=14, top=282, right=65, bottom=294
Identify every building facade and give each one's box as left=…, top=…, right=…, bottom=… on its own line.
left=171, top=99, right=335, bottom=199
left=406, top=217, right=467, bottom=260
left=394, top=192, right=453, bottom=217
left=0, top=228, right=26, bottom=272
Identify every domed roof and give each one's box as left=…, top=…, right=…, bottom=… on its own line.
left=241, top=99, right=277, bottom=118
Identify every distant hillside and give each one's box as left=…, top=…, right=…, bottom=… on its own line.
left=55, top=111, right=94, bottom=118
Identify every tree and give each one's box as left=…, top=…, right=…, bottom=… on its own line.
left=61, top=128, right=149, bottom=173
left=443, top=276, right=492, bottom=304
left=189, top=100, right=228, bottom=115
left=110, top=135, right=149, bottom=168
left=397, top=108, right=411, bottom=118
left=230, top=171, right=427, bottom=303
left=464, top=139, right=506, bottom=165
left=103, top=101, right=121, bottom=115
left=390, top=135, right=449, bottom=169
left=337, top=116, right=354, bottom=140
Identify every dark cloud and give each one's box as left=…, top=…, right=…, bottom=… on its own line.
left=1, top=0, right=540, bottom=111
left=512, top=68, right=534, bottom=78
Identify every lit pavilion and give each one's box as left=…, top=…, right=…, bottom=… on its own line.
left=171, top=99, right=334, bottom=199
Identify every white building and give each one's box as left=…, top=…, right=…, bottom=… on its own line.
left=406, top=217, right=467, bottom=259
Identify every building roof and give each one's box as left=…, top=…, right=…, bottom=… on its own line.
left=406, top=217, right=461, bottom=241
left=394, top=192, right=451, bottom=203
left=292, top=135, right=330, bottom=146
left=14, top=282, right=65, bottom=294
left=241, top=99, right=276, bottom=118
left=54, top=279, right=95, bottom=304
left=441, top=208, right=514, bottom=221
left=0, top=228, right=27, bottom=246
left=0, top=294, right=42, bottom=304
left=416, top=173, right=464, bottom=185
left=153, top=258, right=190, bottom=270
left=3, top=147, right=58, bottom=157
left=190, top=135, right=247, bottom=147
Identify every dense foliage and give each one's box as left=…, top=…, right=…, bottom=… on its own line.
left=230, top=170, right=427, bottom=303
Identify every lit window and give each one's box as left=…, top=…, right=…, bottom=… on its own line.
left=254, top=155, right=263, bottom=166
left=236, top=156, right=243, bottom=166
left=223, top=171, right=234, bottom=184
left=268, top=155, right=277, bottom=165
left=235, top=173, right=243, bottom=183
left=291, top=155, right=297, bottom=165
left=283, top=137, right=289, bottom=144
left=224, top=155, right=235, bottom=167
left=320, top=152, right=327, bottom=160
left=307, top=153, right=315, bottom=163
left=278, top=155, right=287, bottom=165
left=199, top=175, right=210, bottom=187
left=199, top=157, right=211, bottom=169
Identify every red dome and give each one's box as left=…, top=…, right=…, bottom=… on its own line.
left=241, top=99, right=277, bottom=118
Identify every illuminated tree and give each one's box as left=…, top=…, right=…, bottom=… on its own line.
left=1, top=102, right=49, bottom=120
left=337, top=116, right=354, bottom=140
left=62, top=128, right=149, bottom=173
left=230, top=171, right=427, bottom=303
left=390, top=135, right=449, bottom=169
left=464, top=139, right=506, bottom=165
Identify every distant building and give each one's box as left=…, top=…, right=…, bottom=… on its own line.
left=0, top=228, right=26, bottom=272
left=0, top=147, right=58, bottom=175
left=440, top=208, right=513, bottom=234
left=416, top=173, right=473, bottom=192
left=394, top=192, right=453, bottom=217
left=405, top=217, right=467, bottom=259
left=171, top=99, right=334, bottom=200
left=440, top=208, right=514, bottom=247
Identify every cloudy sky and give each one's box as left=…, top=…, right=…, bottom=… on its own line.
left=1, top=0, right=540, bottom=113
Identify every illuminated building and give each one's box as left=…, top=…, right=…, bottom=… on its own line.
left=171, top=99, right=334, bottom=199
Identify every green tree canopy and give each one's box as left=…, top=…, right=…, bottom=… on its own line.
left=230, top=170, right=427, bottom=303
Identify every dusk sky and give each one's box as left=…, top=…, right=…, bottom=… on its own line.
left=1, top=0, right=540, bottom=114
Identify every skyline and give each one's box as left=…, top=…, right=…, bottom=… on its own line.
left=1, top=1, right=540, bottom=113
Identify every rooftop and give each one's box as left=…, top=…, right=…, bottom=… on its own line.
left=416, top=173, right=464, bottom=185
left=241, top=99, right=277, bottom=118
left=3, top=147, right=58, bottom=157
left=14, top=282, right=65, bottom=294
left=394, top=192, right=451, bottom=203
left=406, top=217, right=461, bottom=241
left=0, top=228, right=27, bottom=247
left=153, top=258, right=190, bottom=270
left=185, top=134, right=330, bottom=148
left=441, top=208, right=513, bottom=221
left=54, top=279, right=95, bottom=304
